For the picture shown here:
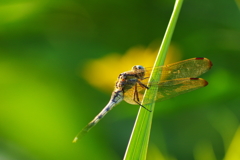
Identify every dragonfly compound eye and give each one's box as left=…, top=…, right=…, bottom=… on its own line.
left=132, top=65, right=145, bottom=71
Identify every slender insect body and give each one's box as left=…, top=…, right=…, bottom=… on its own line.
left=73, top=58, right=212, bottom=143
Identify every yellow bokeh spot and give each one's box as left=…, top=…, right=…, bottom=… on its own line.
left=81, top=42, right=182, bottom=92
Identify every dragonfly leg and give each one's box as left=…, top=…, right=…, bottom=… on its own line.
left=137, top=80, right=149, bottom=89
left=134, top=84, right=140, bottom=102
left=133, top=84, right=151, bottom=112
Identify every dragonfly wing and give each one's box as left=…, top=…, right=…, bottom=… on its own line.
left=141, top=78, right=208, bottom=105
left=144, top=58, right=212, bottom=81
left=124, top=78, right=207, bottom=105
left=124, top=58, right=212, bottom=105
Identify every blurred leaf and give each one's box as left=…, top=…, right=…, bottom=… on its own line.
left=0, top=2, right=39, bottom=24
left=193, top=141, right=216, bottom=160
left=224, top=126, right=240, bottom=160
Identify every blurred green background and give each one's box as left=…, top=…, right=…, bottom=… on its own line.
left=1, top=0, right=240, bottom=160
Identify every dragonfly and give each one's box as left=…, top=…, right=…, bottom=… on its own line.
left=73, top=57, right=212, bottom=143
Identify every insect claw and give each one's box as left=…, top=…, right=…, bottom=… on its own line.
left=140, top=104, right=152, bottom=112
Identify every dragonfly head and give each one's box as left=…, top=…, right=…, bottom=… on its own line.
left=132, top=65, right=145, bottom=79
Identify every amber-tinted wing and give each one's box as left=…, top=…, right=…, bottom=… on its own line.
left=144, top=57, right=212, bottom=81
left=124, top=78, right=208, bottom=105
left=126, top=57, right=212, bottom=93
left=123, top=57, right=212, bottom=105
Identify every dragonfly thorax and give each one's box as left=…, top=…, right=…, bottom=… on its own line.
left=115, top=72, right=137, bottom=91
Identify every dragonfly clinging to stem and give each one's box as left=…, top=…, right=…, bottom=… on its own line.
left=73, top=57, right=212, bottom=143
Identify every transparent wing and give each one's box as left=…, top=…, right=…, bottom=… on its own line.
left=123, top=57, right=212, bottom=84
left=144, top=57, right=212, bottom=81
left=123, top=78, right=208, bottom=105
left=123, top=57, right=212, bottom=105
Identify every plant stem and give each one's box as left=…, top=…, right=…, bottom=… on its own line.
left=123, top=0, right=184, bottom=159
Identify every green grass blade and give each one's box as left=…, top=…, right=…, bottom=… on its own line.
left=123, top=0, right=184, bottom=159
